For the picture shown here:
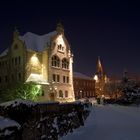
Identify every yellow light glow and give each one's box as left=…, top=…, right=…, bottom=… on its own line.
left=56, top=35, right=65, bottom=46
left=94, top=75, right=99, bottom=82
left=30, top=54, right=40, bottom=66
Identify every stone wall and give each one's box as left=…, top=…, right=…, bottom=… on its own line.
left=0, top=100, right=91, bottom=140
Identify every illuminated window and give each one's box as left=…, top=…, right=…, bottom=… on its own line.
left=59, top=90, right=63, bottom=98
left=65, top=90, right=68, bottom=98
left=51, top=55, right=60, bottom=67
left=62, top=58, right=69, bottom=69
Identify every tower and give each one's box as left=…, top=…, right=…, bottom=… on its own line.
left=96, top=56, right=104, bottom=80
left=94, top=56, right=108, bottom=97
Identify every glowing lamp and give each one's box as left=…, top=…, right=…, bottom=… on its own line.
left=94, top=75, right=98, bottom=82
left=30, top=54, right=40, bottom=66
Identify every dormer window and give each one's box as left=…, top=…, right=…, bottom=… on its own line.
left=56, top=35, right=65, bottom=52
left=58, top=44, right=64, bottom=52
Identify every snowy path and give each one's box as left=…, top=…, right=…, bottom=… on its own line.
left=61, top=105, right=140, bottom=140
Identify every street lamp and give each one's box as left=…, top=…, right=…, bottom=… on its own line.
left=79, top=90, right=83, bottom=98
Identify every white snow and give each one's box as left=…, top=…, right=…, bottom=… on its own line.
left=0, top=116, right=21, bottom=131
left=19, top=31, right=57, bottom=52
left=0, top=48, right=8, bottom=57
left=26, top=73, right=49, bottom=85
left=60, top=105, right=140, bottom=140
left=0, top=99, right=35, bottom=107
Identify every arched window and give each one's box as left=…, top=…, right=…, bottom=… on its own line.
left=59, top=90, right=63, bottom=98
left=51, top=55, right=60, bottom=67
left=62, top=58, right=69, bottom=69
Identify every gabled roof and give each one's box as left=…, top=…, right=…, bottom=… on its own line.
left=0, top=31, right=57, bottom=57
left=19, top=31, right=57, bottom=52
left=74, top=72, right=92, bottom=80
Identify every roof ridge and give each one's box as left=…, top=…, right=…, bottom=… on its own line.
left=20, top=30, right=56, bottom=37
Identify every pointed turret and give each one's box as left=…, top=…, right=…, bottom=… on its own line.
left=96, top=56, right=104, bottom=79
left=56, top=21, right=64, bottom=35
left=13, top=27, right=19, bottom=40
left=94, top=56, right=108, bottom=97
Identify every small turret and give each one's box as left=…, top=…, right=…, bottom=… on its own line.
left=13, top=27, right=19, bottom=40
left=56, top=22, right=64, bottom=35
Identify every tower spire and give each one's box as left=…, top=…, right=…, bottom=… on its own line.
left=56, top=21, right=64, bottom=35
left=96, top=56, right=103, bottom=75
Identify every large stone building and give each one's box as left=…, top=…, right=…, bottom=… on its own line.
left=0, top=23, right=75, bottom=102
left=73, top=72, right=95, bottom=99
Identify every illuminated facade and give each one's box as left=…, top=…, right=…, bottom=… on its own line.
left=0, top=23, right=75, bottom=102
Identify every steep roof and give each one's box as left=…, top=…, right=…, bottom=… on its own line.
left=73, top=72, right=92, bottom=80
left=19, top=31, right=57, bottom=52
left=0, top=48, right=8, bottom=57
left=0, top=31, right=57, bottom=57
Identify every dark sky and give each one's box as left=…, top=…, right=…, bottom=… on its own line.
left=0, top=0, right=140, bottom=78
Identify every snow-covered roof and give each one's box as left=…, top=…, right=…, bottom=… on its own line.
left=19, top=31, right=57, bottom=52
left=73, top=72, right=92, bottom=80
left=0, top=48, right=8, bottom=57
left=26, top=73, right=49, bottom=85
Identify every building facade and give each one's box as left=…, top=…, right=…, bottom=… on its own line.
left=0, top=23, right=75, bottom=102
left=73, top=72, right=95, bottom=99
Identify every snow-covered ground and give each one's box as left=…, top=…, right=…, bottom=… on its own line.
left=61, top=105, right=140, bottom=140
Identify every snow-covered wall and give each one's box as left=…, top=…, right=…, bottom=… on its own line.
left=0, top=100, right=91, bottom=140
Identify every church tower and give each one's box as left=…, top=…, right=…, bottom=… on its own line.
left=96, top=56, right=104, bottom=80
left=94, top=56, right=108, bottom=97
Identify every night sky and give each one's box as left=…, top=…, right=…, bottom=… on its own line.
left=0, top=0, right=140, bottom=78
